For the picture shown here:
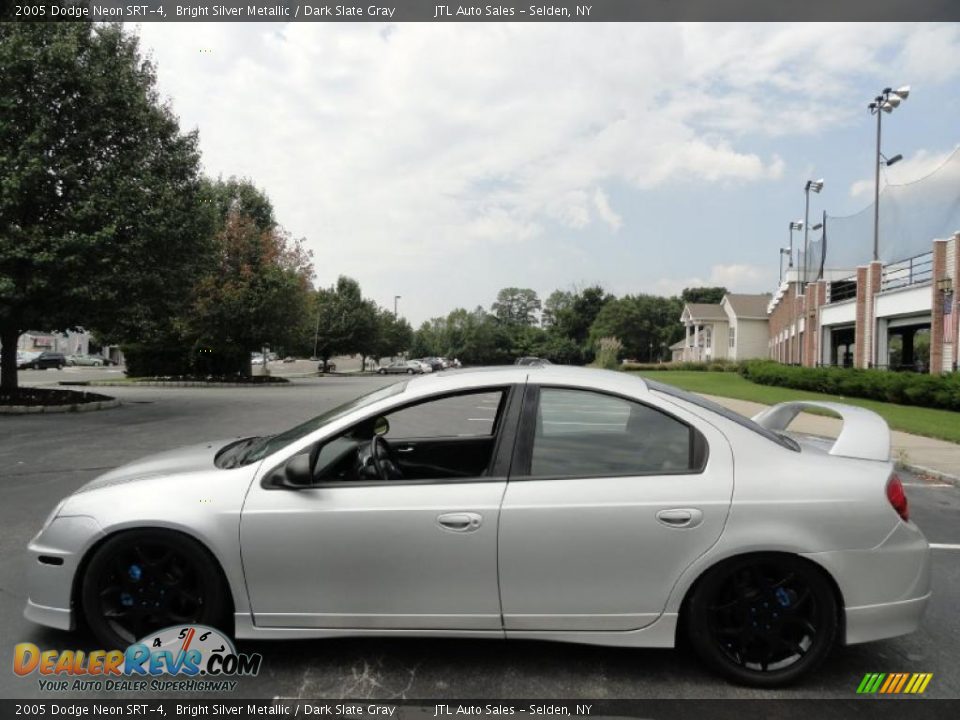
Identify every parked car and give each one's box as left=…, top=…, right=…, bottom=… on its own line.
left=66, top=354, right=106, bottom=367
left=377, top=360, right=424, bottom=375
left=25, top=367, right=929, bottom=686
left=20, top=351, right=67, bottom=370
left=418, top=357, right=444, bottom=372
left=16, top=351, right=41, bottom=369
left=515, top=356, right=551, bottom=366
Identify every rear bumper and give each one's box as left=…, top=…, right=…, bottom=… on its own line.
left=802, top=520, right=931, bottom=645
left=845, top=592, right=931, bottom=645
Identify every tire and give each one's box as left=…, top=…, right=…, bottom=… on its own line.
left=81, top=530, right=228, bottom=649
left=686, top=553, right=838, bottom=687
left=407, top=368, right=414, bottom=374
left=378, top=369, right=386, bottom=375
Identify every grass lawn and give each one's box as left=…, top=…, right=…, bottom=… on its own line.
left=629, top=370, right=960, bottom=444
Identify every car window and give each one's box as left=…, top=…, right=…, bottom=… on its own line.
left=385, top=390, right=505, bottom=438
left=530, top=388, right=702, bottom=477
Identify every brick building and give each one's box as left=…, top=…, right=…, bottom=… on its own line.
left=766, top=232, right=959, bottom=374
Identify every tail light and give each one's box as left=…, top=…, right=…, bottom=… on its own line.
left=886, top=473, right=909, bottom=522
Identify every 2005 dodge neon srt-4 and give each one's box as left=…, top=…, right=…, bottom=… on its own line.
left=25, top=367, right=930, bottom=686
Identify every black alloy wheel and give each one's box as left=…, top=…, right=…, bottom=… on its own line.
left=687, top=554, right=838, bottom=686
left=81, top=530, right=227, bottom=648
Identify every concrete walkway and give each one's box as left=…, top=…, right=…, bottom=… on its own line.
left=703, top=394, right=960, bottom=483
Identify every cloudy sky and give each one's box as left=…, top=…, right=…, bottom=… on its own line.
left=134, top=22, right=960, bottom=326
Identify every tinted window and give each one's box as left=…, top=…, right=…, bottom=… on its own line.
left=386, top=390, right=505, bottom=438
left=531, top=388, right=701, bottom=477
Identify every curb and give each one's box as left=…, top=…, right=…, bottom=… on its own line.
left=898, top=461, right=960, bottom=487
left=0, top=398, right=121, bottom=415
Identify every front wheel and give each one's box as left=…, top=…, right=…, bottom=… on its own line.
left=378, top=368, right=386, bottom=375
left=81, top=530, right=228, bottom=649
left=406, top=368, right=414, bottom=374
left=686, top=554, right=838, bottom=687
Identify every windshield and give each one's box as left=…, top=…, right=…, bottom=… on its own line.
left=240, top=381, right=408, bottom=464
left=646, top=379, right=799, bottom=452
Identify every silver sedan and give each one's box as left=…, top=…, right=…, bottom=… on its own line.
left=24, top=366, right=930, bottom=686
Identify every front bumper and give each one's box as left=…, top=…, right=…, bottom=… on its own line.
left=24, top=515, right=105, bottom=632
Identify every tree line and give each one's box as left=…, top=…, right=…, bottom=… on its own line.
left=405, top=285, right=728, bottom=367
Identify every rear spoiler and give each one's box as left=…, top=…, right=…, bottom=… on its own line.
left=751, top=401, right=890, bottom=462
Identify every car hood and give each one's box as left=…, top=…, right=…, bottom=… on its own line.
left=75, top=438, right=242, bottom=493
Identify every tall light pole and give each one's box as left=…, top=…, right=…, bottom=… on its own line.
left=788, top=220, right=803, bottom=364
left=779, top=247, right=791, bottom=283
left=868, top=85, right=909, bottom=261
left=394, top=295, right=401, bottom=318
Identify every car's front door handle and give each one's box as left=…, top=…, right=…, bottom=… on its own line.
left=396, top=446, right=415, bottom=453
left=656, top=508, right=703, bottom=529
left=437, top=512, right=483, bottom=532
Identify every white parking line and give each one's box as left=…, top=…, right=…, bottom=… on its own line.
left=929, top=543, right=960, bottom=550
left=903, top=482, right=954, bottom=488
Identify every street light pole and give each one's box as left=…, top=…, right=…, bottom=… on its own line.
left=788, top=220, right=803, bottom=364
left=394, top=295, right=401, bottom=318
left=873, top=106, right=882, bottom=261
left=868, top=85, right=909, bottom=261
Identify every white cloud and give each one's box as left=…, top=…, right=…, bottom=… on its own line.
left=653, top=264, right=771, bottom=297
left=131, top=22, right=960, bottom=322
left=592, top=188, right=622, bottom=231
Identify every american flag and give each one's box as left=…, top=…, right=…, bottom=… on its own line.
left=946, top=292, right=955, bottom=343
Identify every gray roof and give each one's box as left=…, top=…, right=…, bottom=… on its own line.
left=724, top=293, right=773, bottom=319
left=682, top=303, right=727, bottom=321
left=669, top=339, right=686, bottom=350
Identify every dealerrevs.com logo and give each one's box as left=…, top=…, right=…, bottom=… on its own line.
left=13, top=625, right=262, bottom=692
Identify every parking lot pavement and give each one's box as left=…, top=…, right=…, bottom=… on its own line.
left=1, top=375, right=958, bottom=699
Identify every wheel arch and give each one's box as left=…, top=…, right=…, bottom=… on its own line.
left=674, top=550, right=846, bottom=647
left=71, top=526, right=237, bottom=634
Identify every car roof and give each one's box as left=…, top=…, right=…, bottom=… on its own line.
left=401, top=365, right=651, bottom=397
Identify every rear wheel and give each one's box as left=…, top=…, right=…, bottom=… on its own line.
left=407, top=368, right=414, bottom=374
left=81, top=530, right=228, bottom=648
left=686, top=554, right=838, bottom=687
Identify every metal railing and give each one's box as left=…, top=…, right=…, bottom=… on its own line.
left=880, top=251, right=933, bottom=293
left=826, top=277, right=857, bottom=303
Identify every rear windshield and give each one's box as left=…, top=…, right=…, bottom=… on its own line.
left=646, top=379, right=799, bottom=452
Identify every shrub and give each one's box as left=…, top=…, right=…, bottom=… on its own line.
left=596, top=337, right=623, bottom=370
left=622, top=360, right=740, bottom=373
left=738, top=360, right=960, bottom=412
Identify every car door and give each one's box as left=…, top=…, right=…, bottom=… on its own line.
left=498, top=383, right=733, bottom=632
left=240, top=385, right=522, bottom=631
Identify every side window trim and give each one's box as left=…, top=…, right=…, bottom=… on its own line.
left=509, top=384, right=708, bottom=481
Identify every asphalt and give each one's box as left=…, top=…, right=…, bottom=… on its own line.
left=1, top=372, right=959, bottom=701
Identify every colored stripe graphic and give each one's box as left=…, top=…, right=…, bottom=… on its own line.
left=857, top=672, right=932, bottom=694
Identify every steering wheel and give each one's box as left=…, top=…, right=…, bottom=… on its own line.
left=370, top=435, right=403, bottom=480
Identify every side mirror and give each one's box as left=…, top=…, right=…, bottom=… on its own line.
left=266, top=452, right=313, bottom=489
left=373, top=416, right=390, bottom=436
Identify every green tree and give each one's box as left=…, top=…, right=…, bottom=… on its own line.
left=371, top=309, right=413, bottom=363
left=313, top=276, right=379, bottom=370
left=589, top=294, right=682, bottom=361
left=541, top=290, right=574, bottom=328
left=0, top=23, right=214, bottom=391
left=189, top=201, right=314, bottom=373
left=491, top=287, right=541, bottom=326
left=681, top=286, right=728, bottom=305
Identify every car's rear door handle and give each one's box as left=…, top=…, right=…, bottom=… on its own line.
left=656, top=508, right=703, bottom=528
left=437, top=512, right=483, bottom=532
